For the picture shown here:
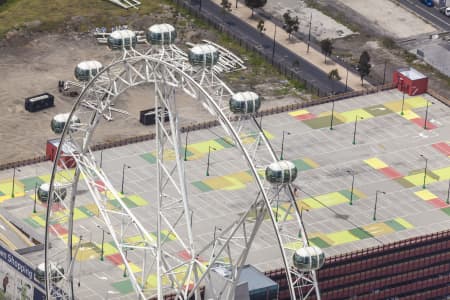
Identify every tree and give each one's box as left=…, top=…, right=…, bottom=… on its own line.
left=282, top=11, right=299, bottom=40
left=358, top=51, right=371, bottom=86
left=328, top=69, right=341, bottom=94
left=256, top=19, right=266, bottom=34
left=320, top=38, right=333, bottom=63
left=221, top=0, right=232, bottom=13
left=245, top=0, right=267, bottom=17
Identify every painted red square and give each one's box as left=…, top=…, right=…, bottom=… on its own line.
left=106, top=253, right=125, bottom=265
left=379, top=167, right=403, bottom=179
left=432, top=142, right=450, bottom=157
left=49, top=224, right=68, bottom=236
left=295, top=113, right=315, bottom=121
left=177, top=250, right=205, bottom=262
left=95, top=180, right=105, bottom=192
left=410, top=118, right=437, bottom=130
left=428, top=198, right=449, bottom=208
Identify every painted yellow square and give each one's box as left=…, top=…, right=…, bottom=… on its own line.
left=101, top=243, right=117, bottom=256
left=403, top=173, right=437, bottom=186
left=73, top=208, right=88, bottom=220
left=127, top=195, right=148, bottom=206
left=284, top=241, right=304, bottom=251
left=232, top=171, right=254, bottom=183
left=125, top=235, right=146, bottom=245
left=189, top=140, right=224, bottom=154
left=302, top=197, right=323, bottom=209
left=384, top=100, right=412, bottom=113
left=83, top=204, right=99, bottom=216
left=303, top=158, right=319, bottom=168
left=362, top=223, right=395, bottom=236
left=433, top=166, right=450, bottom=181
left=414, top=190, right=437, bottom=201
left=203, top=177, right=233, bottom=190
left=161, top=229, right=177, bottom=241
left=339, top=109, right=374, bottom=123
left=318, top=111, right=331, bottom=117
left=221, top=177, right=246, bottom=190
left=76, top=245, right=98, bottom=261
left=395, top=218, right=413, bottom=229
left=118, top=262, right=142, bottom=273
left=52, top=210, right=69, bottom=224
left=315, top=192, right=349, bottom=206
left=262, top=130, right=274, bottom=140
left=400, top=110, right=420, bottom=120
left=364, top=157, right=388, bottom=169
left=327, top=231, right=359, bottom=245
left=405, top=96, right=428, bottom=108
left=289, top=109, right=310, bottom=117
left=31, top=215, right=46, bottom=227
left=0, top=181, right=24, bottom=196
left=353, top=188, right=366, bottom=199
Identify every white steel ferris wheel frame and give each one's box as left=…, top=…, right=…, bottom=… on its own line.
left=44, top=53, right=321, bottom=299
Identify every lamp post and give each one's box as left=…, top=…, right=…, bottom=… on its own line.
left=280, top=131, right=291, bottom=160
left=33, top=182, right=38, bottom=213
left=123, top=249, right=128, bottom=277
left=100, top=150, right=104, bottom=168
left=424, top=101, right=433, bottom=129
left=96, top=225, right=110, bottom=261
left=272, top=24, right=277, bottom=63
left=184, top=131, right=189, bottom=161
left=345, top=68, right=349, bottom=92
left=352, top=116, right=363, bottom=145
left=121, top=164, right=131, bottom=194
left=420, top=154, right=428, bottom=189
left=307, top=13, right=312, bottom=53
left=382, top=60, right=387, bottom=85
left=330, top=100, right=335, bottom=130
left=11, top=167, right=20, bottom=198
left=373, top=190, right=386, bottom=221
left=206, top=146, right=216, bottom=176
left=347, top=170, right=355, bottom=205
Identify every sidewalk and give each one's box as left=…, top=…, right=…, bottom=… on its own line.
left=211, top=0, right=370, bottom=91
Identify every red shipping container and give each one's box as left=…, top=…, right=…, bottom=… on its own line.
left=393, top=67, right=428, bottom=96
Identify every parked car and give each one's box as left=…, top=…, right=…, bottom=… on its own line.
left=439, top=6, right=450, bottom=16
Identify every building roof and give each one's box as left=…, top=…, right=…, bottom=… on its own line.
left=399, top=67, right=427, bottom=80
left=239, top=265, right=278, bottom=292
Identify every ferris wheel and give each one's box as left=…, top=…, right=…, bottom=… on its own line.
left=43, top=24, right=324, bottom=299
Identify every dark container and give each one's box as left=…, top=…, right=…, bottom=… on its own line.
left=140, top=107, right=170, bottom=125
left=25, top=93, right=54, bottom=112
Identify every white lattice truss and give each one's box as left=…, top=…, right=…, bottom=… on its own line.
left=44, top=55, right=320, bottom=299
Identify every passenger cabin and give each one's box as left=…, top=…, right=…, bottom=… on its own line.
left=147, top=24, right=176, bottom=45
left=51, top=113, right=80, bottom=134
left=35, top=262, right=64, bottom=283
left=37, top=183, right=67, bottom=202
left=293, top=246, right=325, bottom=271
left=188, top=44, right=219, bottom=66
left=74, top=60, right=103, bottom=82
left=265, top=161, right=298, bottom=184
left=107, top=29, right=137, bottom=50
left=230, top=92, right=261, bottom=114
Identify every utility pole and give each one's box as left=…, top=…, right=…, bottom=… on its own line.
left=307, top=13, right=312, bottom=53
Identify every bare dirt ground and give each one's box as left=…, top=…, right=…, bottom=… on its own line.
left=0, top=25, right=299, bottom=164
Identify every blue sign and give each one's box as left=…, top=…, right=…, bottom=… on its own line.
left=0, top=244, right=34, bottom=281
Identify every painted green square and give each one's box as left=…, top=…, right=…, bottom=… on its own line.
left=385, top=219, right=406, bottom=231
left=364, top=105, right=393, bottom=117
left=349, top=228, right=373, bottom=239
left=23, top=218, right=41, bottom=228
left=77, top=206, right=95, bottom=217
left=111, top=279, right=134, bottom=294
left=214, top=137, right=235, bottom=148
left=292, top=159, right=312, bottom=171
left=394, top=178, right=415, bottom=188
left=441, top=207, right=450, bottom=216
left=309, top=237, right=331, bottom=248
left=140, top=153, right=156, bottom=164
left=109, top=199, right=122, bottom=209
left=191, top=181, right=212, bottom=192
left=181, top=147, right=194, bottom=158
left=20, top=177, right=45, bottom=192
left=338, top=189, right=360, bottom=201
left=303, top=116, right=336, bottom=129
left=121, top=197, right=138, bottom=208
left=0, top=191, right=4, bottom=196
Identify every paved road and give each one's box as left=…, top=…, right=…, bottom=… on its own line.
left=187, top=0, right=349, bottom=94
left=397, top=0, right=450, bottom=32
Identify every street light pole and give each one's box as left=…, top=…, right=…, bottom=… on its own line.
left=330, top=100, right=335, bottom=130
left=382, top=60, right=387, bottom=85
left=347, top=170, right=355, bottom=205
left=420, top=154, right=428, bottom=189
left=345, top=68, right=349, bottom=92
left=373, top=190, right=386, bottom=221
left=307, top=13, right=312, bottom=53
left=352, top=116, right=363, bottom=145
left=11, top=167, right=20, bottom=198
left=272, top=24, right=277, bottom=63
left=33, top=182, right=38, bottom=213
left=123, top=249, right=128, bottom=277
left=446, top=180, right=450, bottom=205
left=184, top=131, right=189, bottom=161
left=121, top=164, right=131, bottom=194
left=424, top=101, right=432, bottom=129
left=206, top=146, right=216, bottom=176
left=100, top=150, right=103, bottom=168
left=280, top=131, right=290, bottom=160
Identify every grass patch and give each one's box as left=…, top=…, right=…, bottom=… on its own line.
left=0, top=0, right=165, bottom=38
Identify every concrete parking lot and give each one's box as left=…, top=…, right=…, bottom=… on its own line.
left=0, top=89, right=448, bottom=298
